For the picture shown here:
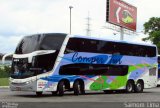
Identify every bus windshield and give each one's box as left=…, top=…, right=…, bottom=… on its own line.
left=11, top=33, right=66, bottom=79
left=15, top=33, right=66, bottom=54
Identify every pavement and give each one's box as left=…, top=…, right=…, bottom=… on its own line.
left=1, top=87, right=160, bottom=108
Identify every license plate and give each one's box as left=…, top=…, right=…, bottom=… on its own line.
left=16, top=87, right=21, bottom=91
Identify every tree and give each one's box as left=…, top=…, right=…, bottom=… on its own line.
left=0, top=65, right=11, bottom=78
left=142, top=17, right=160, bottom=53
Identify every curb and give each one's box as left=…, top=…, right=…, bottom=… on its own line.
left=0, top=86, right=9, bottom=88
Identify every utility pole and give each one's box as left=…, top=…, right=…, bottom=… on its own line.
left=69, top=6, right=73, bottom=34
left=120, top=27, right=124, bottom=40
left=86, top=12, right=91, bottom=36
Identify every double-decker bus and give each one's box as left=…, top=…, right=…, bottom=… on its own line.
left=3, top=33, right=158, bottom=96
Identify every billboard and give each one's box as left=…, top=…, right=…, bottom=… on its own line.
left=106, top=0, right=137, bottom=31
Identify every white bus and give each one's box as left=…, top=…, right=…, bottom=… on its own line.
left=3, top=33, right=158, bottom=96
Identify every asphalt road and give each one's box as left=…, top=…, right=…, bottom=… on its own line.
left=1, top=87, right=160, bottom=108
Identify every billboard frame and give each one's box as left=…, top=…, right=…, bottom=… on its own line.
left=106, top=0, right=137, bottom=31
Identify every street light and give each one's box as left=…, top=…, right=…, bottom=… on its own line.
left=69, top=6, right=73, bottom=34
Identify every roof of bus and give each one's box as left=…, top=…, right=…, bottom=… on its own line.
left=69, top=34, right=157, bottom=47
left=22, top=33, right=156, bottom=47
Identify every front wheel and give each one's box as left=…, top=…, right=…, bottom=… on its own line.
left=57, top=81, right=65, bottom=96
left=51, top=91, right=57, bottom=96
left=36, top=92, right=43, bottom=96
left=134, top=81, right=144, bottom=93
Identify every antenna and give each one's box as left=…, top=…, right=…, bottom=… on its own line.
left=86, top=12, right=91, bottom=36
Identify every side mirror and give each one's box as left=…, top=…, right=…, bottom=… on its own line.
left=2, top=53, right=13, bottom=65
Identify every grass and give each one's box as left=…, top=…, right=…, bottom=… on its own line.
left=0, top=78, right=9, bottom=86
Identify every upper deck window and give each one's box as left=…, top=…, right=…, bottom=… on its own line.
left=65, top=37, right=156, bottom=57
left=15, top=33, right=66, bottom=54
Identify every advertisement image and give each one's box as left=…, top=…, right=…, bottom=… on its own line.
left=106, top=0, right=137, bottom=31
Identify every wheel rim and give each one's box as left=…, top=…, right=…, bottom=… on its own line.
left=74, top=81, right=81, bottom=95
left=63, top=85, right=65, bottom=91
left=127, top=83, right=133, bottom=92
left=136, top=83, right=142, bottom=91
left=78, top=84, right=81, bottom=93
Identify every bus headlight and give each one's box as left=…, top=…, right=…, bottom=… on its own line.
left=25, top=80, right=32, bottom=84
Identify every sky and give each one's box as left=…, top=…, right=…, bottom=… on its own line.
left=0, top=0, right=160, bottom=53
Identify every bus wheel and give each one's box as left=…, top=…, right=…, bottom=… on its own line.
left=36, top=92, right=43, bottom=96
left=51, top=91, right=57, bottom=96
left=57, top=81, right=65, bottom=96
left=134, top=80, right=144, bottom=93
left=126, top=81, right=134, bottom=93
left=103, top=90, right=113, bottom=94
left=73, top=80, right=84, bottom=95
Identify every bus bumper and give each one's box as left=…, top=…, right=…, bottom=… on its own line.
left=10, top=81, right=37, bottom=92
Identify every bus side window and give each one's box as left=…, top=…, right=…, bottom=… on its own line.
left=102, top=42, right=114, bottom=54
left=64, top=38, right=79, bottom=54
left=146, top=46, right=156, bottom=57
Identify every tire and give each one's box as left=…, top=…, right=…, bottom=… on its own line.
left=126, top=81, right=134, bottom=93
left=134, top=81, right=144, bottom=93
left=103, top=90, right=113, bottom=94
left=36, top=92, right=43, bottom=96
left=57, top=81, right=65, bottom=96
left=73, top=80, right=85, bottom=95
left=51, top=91, right=57, bottom=96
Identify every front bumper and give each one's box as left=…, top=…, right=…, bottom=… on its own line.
left=10, top=81, right=37, bottom=92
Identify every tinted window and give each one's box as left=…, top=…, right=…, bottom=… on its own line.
left=31, top=51, right=59, bottom=72
left=15, top=33, right=66, bottom=54
left=59, top=63, right=128, bottom=76
left=11, top=51, right=59, bottom=79
left=15, top=35, right=41, bottom=54
left=65, top=38, right=99, bottom=53
left=65, top=37, right=156, bottom=57
left=40, top=34, right=66, bottom=50
left=100, top=42, right=156, bottom=57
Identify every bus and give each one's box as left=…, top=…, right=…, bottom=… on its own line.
left=3, top=33, right=158, bottom=96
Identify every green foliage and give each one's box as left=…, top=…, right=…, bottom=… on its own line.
left=0, top=65, right=11, bottom=78
left=142, top=17, right=160, bottom=53
left=0, top=78, right=9, bottom=86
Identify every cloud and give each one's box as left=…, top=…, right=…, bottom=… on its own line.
left=0, top=0, right=70, bottom=35
left=0, top=0, right=159, bottom=53
left=0, top=35, right=23, bottom=53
